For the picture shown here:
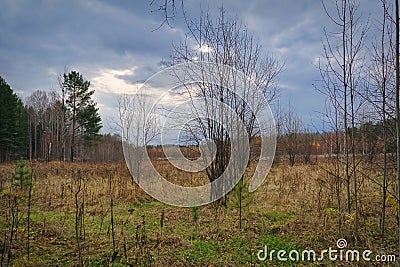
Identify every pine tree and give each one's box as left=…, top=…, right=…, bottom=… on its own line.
left=0, top=76, right=28, bottom=162
left=62, top=71, right=102, bottom=162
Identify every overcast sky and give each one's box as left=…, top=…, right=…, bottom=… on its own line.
left=0, top=0, right=379, bottom=133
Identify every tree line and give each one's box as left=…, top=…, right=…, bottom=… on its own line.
left=0, top=71, right=123, bottom=163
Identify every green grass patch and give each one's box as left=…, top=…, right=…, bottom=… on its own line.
left=265, top=211, right=294, bottom=222
left=182, top=240, right=220, bottom=264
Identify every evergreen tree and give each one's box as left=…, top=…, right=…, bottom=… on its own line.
left=0, top=76, right=28, bottom=161
left=77, top=102, right=102, bottom=143
left=62, top=71, right=102, bottom=162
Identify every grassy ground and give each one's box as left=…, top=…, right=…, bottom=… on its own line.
left=0, top=160, right=398, bottom=266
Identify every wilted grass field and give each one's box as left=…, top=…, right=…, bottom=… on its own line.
left=0, top=160, right=398, bottom=266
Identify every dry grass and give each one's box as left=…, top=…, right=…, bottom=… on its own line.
left=0, top=160, right=398, bottom=266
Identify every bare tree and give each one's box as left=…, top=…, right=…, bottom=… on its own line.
left=26, top=90, right=50, bottom=160
left=150, top=0, right=184, bottom=30
left=171, top=8, right=283, bottom=207
left=321, top=0, right=368, bottom=238
left=368, top=0, right=396, bottom=238
left=47, top=91, right=67, bottom=161
left=26, top=90, right=71, bottom=162
left=119, top=89, right=159, bottom=185
left=277, top=103, right=302, bottom=166
left=317, top=63, right=344, bottom=234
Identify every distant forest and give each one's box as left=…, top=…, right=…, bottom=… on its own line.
left=0, top=73, right=395, bottom=165
left=0, top=73, right=122, bottom=163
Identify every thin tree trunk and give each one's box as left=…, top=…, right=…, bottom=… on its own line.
left=75, top=178, right=83, bottom=266
left=395, top=0, right=400, bottom=259
left=6, top=197, right=17, bottom=267
left=71, top=121, right=75, bottom=163
left=239, top=177, right=243, bottom=229
left=350, top=89, right=358, bottom=239
left=380, top=0, right=388, bottom=239
left=27, top=172, right=32, bottom=260
left=335, top=98, right=342, bottom=235
left=343, top=0, right=351, bottom=214
left=109, top=173, right=116, bottom=261
left=70, top=87, right=76, bottom=163
left=348, top=3, right=358, bottom=239
left=28, top=113, right=32, bottom=160
left=34, top=123, right=37, bottom=160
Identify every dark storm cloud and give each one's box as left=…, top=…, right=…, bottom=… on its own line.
left=236, top=0, right=377, bottom=128
left=0, top=0, right=380, bottom=132
left=0, top=0, right=183, bottom=89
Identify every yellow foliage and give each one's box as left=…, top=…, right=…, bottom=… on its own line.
left=324, top=207, right=338, bottom=214
left=345, top=212, right=355, bottom=224
left=386, top=194, right=398, bottom=215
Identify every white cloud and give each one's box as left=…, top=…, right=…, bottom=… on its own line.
left=90, top=67, right=138, bottom=95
